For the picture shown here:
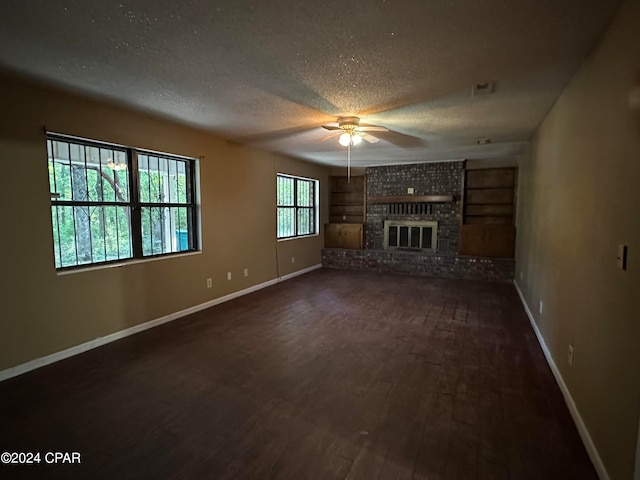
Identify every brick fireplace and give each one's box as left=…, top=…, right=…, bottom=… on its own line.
left=365, top=161, right=462, bottom=252
left=322, top=161, right=515, bottom=282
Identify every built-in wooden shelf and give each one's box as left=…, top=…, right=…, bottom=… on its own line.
left=329, top=175, right=365, bottom=225
left=462, top=168, right=517, bottom=226
left=460, top=167, right=518, bottom=258
left=368, top=194, right=454, bottom=204
left=326, top=176, right=365, bottom=248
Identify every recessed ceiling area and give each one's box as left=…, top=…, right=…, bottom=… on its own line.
left=0, top=0, right=624, bottom=166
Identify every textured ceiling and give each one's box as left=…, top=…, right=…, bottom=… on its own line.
left=0, top=0, right=623, bottom=166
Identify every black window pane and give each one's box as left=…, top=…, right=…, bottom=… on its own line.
left=422, top=227, right=433, bottom=249
left=399, top=226, right=409, bottom=247
left=411, top=227, right=420, bottom=248
left=389, top=226, right=398, bottom=247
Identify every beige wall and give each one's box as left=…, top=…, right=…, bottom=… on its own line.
left=0, top=73, right=329, bottom=372
left=515, top=1, right=640, bottom=479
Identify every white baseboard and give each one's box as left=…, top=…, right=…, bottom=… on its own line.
left=0, top=264, right=322, bottom=383
left=278, top=263, right=322, bottom=282
left=513, top=280, right=610, bottom=480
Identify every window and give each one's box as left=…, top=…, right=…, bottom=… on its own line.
left=47, top=134, right=198, bottom=270
left=277, top=174, right=318, bottom=239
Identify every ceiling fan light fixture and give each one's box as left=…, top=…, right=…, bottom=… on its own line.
left=339, top=132, right=352, bottom=146
left=351, top=133, right=362, bottom=145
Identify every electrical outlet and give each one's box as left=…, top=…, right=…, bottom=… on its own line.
left=407, top=187, right=414, bottom=194
left=227, top=272, right=232, bottom=281
left=206, top=278, right=212, bottom=288
left=291, top=257, right=295, bottom=264
left=568, top=344, right=574, bottom=367
left=243, top=268, right=248, bottom=277
left=539, top=301, right=543, bottom=314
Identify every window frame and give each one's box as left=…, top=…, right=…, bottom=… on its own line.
left=47, top=132, right=199, bottom=271
left=276, top=173, right=319, bottom=240
left=133, top=149, right=199, bottom=259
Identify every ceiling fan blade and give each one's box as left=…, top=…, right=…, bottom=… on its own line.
left=357, top=125, right=389, bottom=132
left=234, top=123, right=321, bottom=144
left=361, top=133, right=380, bottom=144
left=322, top=125, right=341, bottom=131
left=373, top=130, right=424, bottom=148
left=317, top=132, right=341, bottom=143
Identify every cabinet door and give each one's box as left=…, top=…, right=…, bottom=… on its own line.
left=460, top=225, right=515, bottom=257
left=325, top=223, right=363, bottom=249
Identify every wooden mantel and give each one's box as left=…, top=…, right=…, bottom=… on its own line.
left=368, top=194, right=454, bottom=203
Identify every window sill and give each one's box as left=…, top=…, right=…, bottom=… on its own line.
left=56, top=250, right=202, bottom=276
left=277, top=233, right=320, bottom=242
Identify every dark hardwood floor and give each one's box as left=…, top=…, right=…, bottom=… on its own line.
left=0, top=269, right=596, bottom=480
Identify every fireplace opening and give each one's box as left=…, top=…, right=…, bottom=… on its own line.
left=384, top=220, right=438, bottom=252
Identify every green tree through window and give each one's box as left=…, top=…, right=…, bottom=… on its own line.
left=277, top=174, right=317, bottom=239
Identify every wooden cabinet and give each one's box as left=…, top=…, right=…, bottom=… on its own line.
left=325, top=223, right=363, bottom=249
left=460, top=167, right=517, bottom=258
left=460, top=224, right=515, bottom=257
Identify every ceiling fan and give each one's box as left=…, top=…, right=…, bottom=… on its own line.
left=320, top=116, right=389, bottom=146
left=321, top=116, right=389, bottom=181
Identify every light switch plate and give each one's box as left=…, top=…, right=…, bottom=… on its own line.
left=568, top=344, right=574, bottom=367
left=617, top=244, right=628, bottom=270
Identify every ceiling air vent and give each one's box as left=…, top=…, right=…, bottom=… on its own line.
left=472, top=81, right=495, bottom=96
